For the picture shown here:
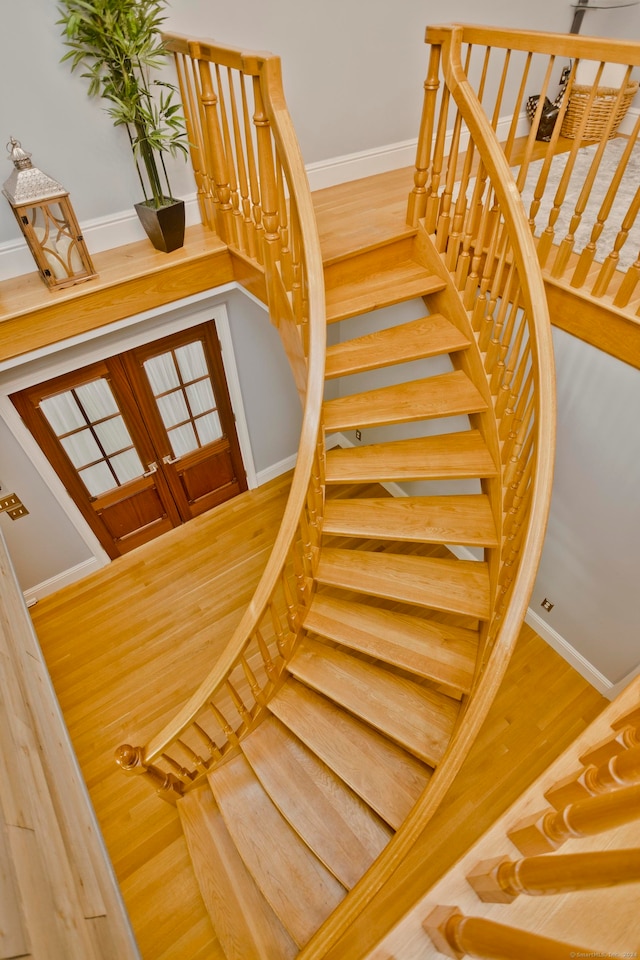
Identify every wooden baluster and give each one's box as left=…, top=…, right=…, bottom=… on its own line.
left=225, top=678, right=253, bottom=725
left=447, top=45, right=481, bottom=275
left=467, top=848, right=640, bottom=903
left=545, top=733, right=640, bottom=808
left=252, top=70, right=282, bottom=285
left=580, top=720, right=640, bottom=767
left=269, top=600, right=292, bottom=659
left=215, top=64, right=243, bottom=250
left=281, top=572, right=300, bottom=634
left=508, top=782, right=640, bottom=855
left=196, top=58, right=235, bottom=243
left=254, top=626, right=280, bottom=682
left=553, top=69, right=632, bottom=280
left=276, top=158, right=293, bottom=290
left=499, top=364, right=532, bottom=443
left=463, top=181, right=493, bottom=311
left=490, top=304, right=525, bottom=397
left=115, top=744, right=184, bottom=803
left=425, top=84, right=451, bottom=234
left=408, top=42, right=442, bottom=226
left=174, top=740, right=209, bottom=776
left=435, top=96, right=465, bottom=254
left=192, top=720, right=223, bottom=764
left=537, top=63, right=604, bottom=270
left=503, top=404, right=534, bottom=482
left=614, top=251, right=640, bottom=309
left=498, top=346, right=531, bottom=437
left=501, top=50, right=533, bottom=167
left=485, top=270, right=518, bottom=375
left=172, top=49, right=211, bottom=229
left=161, top=751, right=195, bottom=782
left=240, top=654, right=265, bottom=706
left=504, top=454, right=533, bottom=515
left=574, top=107, right=640, bottom=294
left=516, top=56, right=568, bottom=214
left=424, top=905, right=589, bottom=960
left=241, top=74, right=264, bottom=263
left=208, top=701, right=239, bottom=748
left=592, top=182, right=640, bottom=299
left=289, top=197, right=305, bottom=331
left=227, top=66, right=252, bottom=255
left=189, top=54, right=218, bottom=229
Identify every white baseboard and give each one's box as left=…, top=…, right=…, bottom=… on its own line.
left=305, top=139, right=419, bottom=192
left=525, top=608, right=614, bottom=698
left=256, top=452, right=298, bottom=487
left=23, top=556, right=107, bottom=607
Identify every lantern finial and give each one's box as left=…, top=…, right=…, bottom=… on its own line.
left=6, top=137, right=33, bottom=171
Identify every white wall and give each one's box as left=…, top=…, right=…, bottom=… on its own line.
left=3, top=0, right=633, bottom=248
left=529, top=328, right=640, bottom=689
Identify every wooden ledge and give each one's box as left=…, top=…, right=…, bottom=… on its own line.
left=0, top=223, right=233, bottom=364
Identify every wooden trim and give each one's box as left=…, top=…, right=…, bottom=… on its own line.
left=545, top=278, right=640, bottom=371
left=0, top=226, right=233, bottom=365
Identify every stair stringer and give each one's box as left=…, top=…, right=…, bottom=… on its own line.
left=297, top=236, right=513, bottom=960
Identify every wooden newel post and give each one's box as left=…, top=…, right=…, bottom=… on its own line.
left=423, top=905, right=590, bottom=959
left=115, top=744, right=184, bottom=804
left=467, top=848, right=640, bottom=902
left=508, top=782, right=640, bottom=855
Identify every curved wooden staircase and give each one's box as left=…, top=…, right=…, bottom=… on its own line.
left=115, top=26, right=556, bottom=960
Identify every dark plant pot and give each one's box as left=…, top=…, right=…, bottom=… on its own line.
left=134, top=198, right=185, bottom=253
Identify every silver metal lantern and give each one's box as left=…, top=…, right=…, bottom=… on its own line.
left=2, top=137, right=97, bottom=290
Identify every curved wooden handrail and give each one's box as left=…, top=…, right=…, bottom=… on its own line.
left=300, top=25, right=556, bottom=959
left=119, top=37, right=327, bottom=776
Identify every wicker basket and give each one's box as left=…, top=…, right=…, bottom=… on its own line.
left=561, top=80, right=639, bottom=140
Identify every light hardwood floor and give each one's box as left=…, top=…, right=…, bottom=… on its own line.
left=31, top=475, right=606, bottom=960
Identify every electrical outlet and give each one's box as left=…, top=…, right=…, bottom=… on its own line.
left=355, top=429, right=362, bottom=441
left=541, top=598, right=554, bottom=612
left=0, top=493, right=20, bottom=511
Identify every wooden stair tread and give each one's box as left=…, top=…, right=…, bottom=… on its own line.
left=324, top=314, right=471, bottom=379
left=208, top=754, right=345, bottom=947
left=325, top=260, right=446, bottom=323
left=241, top=717, right=391, bottom=888
left=323, top=370, right=487, bottom=431
left=269, top=679, right=430, bottom=829
left=316, top=547, right=491, bottom=620
left=178, top=785, right=297, bottom=960
left=324, top=430, right=497, bottom=483
left=322, top=494, right=498, bottom=547
left=287, top=638, right=460, bottom=766
left=303, top=594, right=477, bottom=694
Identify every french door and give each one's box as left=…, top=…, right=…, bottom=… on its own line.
left=12, top=322, right=247, bottom=558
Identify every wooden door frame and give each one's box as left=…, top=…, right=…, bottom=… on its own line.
left=0, top=295, right=259, bottom=577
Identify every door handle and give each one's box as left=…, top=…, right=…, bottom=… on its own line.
left=142, top=461, right=158, bottom=477
left=162, top=454, right=179, bottom=465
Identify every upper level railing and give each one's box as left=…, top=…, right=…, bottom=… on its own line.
left=116, top=36, right=327, bottom=797
left=409, top=25, right=640, bottom=335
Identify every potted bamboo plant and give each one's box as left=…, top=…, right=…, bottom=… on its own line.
left=58, top=0, right=189, bottom=252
